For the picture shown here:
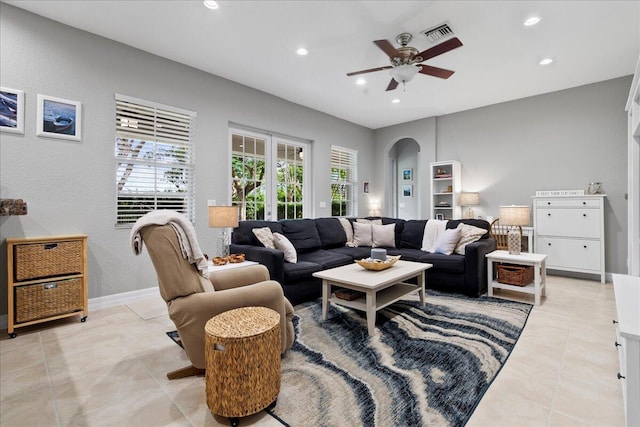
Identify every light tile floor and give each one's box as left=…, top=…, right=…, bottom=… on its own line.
left=0, top=275, right=625, bottom=426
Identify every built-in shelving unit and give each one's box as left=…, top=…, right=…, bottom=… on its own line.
left=430, top=160, right=461, bottom=219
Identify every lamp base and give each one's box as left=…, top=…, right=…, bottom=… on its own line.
left=464, top=206, right=475, bottom=219
left=507, top=227, right=522, bottom=255
left=217, top=231, right=230, bottom=258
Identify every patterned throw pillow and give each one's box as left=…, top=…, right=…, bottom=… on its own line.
left=252, top=227, right=276, bottom=249
left=454, top=224, right=487, bottom=255
left=273, top=232, right=297, bottom=263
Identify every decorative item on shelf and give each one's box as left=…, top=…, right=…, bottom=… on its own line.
left=208, top=205, right=240, bottom=258
left=459, top=192, right=480, bottom=219
left=212, top=256, right=228, bottom=266
left=446, top=185, right=453, bottom=193
left=586, top=182, right=602, bottom=195
left=228, top=253, right=245, bottom=263
left=355, top=255, right=401, bottom=271
left=499, top=205, right=531, bottom=255
left=437, top=201, right=451, bottom=207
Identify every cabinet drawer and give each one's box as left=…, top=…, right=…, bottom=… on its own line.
left=536, top=237, right=601, bottom=271
left=14, top=240, right=83, bottom=281
left=535, top=198, right=601, bottom=208
left=15, top=278, right=83, bottom=323
left=536, top=208, right=601, bottom=238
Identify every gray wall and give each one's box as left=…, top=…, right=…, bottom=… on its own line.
left=373, top=76, right=631, bottom=275
left=0, top=4, right=373, bottom=313
left=394, top=138, right=420, bottom=219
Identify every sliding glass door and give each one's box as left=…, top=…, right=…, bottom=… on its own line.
left=230, top=128, right=309, bottom=220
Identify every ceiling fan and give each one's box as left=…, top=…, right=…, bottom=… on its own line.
left=347, top=33, right=463, bottom=91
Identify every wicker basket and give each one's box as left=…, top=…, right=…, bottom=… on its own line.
left=15, top=278, right=83, bottom=323
left=497, top=264, right=534, bottom=286
left=14, top=240, right=83, bottom=281
left=334, top=288, right=364, bottom=301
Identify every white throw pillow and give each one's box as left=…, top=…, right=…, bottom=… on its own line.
left=338, top=218, right=354, bottom=246
left=454, top=224, right=487, bottom=255
left=372, top=223, right=396, bottom=248
left=252, top=227, right=276, bottom=249
left=356, top=218, right=383, bottom=225
left=273, top=232, right=297, bottom=263
left=352, top=222, right=373, bottom=247
left=435, top=226, right=461, bottom=255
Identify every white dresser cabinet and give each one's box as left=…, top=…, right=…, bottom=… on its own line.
left=532, top=195, right=606, bottom=282
left=612, top=274, right=640, bottom=427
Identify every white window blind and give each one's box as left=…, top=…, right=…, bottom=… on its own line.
left=330, top=145, right=358, bottom=217
left=115, top=94, right=196, bottom=226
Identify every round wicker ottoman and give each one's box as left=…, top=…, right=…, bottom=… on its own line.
left=205, top=306, right=281, bottom=426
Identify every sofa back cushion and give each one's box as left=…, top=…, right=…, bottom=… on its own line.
left=399, top=220, right=427, bottom=249
left=314, top=218, right=347, bottom=249
left=232, top=220, right=283, bottom=246
left=447, top=219, right=490, bottom=239
left=280, top=219, right=323, bottom=254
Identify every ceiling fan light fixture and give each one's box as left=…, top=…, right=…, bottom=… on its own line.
left=524, top=16, right=540, bottom=26
left=296, top=48, right=308, bottom=56
left=356, top=78, right=366, bottom=85
left=203, top=1, right=219, bottom=10
left=390, top=64, right=420, bottom=84
left=539, top=58, right=553, bottom=65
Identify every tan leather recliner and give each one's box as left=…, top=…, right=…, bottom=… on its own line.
left=138, top=224, right=295, bottom=379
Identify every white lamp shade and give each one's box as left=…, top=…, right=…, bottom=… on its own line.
left=390, top=64, right=420, bottom=83
left=459, top=192, right=480, bottom=206
left=499, top=205, right=530, bottom=226
left=208, top=205, right=239, bottom=228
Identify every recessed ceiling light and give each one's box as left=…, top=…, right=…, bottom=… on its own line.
left=524, top=16, right=540, bottom=26
left=296, top=48, right=308, bottom=56
left=391, top=99, right=400, bottom=104
left=356, top=78, right=366, bottom=85
left=539, top=58, right=553, bottom=65
left=203, top=1, right=219, bottom=10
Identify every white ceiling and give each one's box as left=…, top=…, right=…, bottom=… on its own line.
left=7, top=0, right=640, bottom=129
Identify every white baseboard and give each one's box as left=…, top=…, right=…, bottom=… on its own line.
left=0, top=286, right=160, bottom=331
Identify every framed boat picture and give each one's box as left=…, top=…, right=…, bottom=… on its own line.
left=37, top=94, right=82, bottom=141
left=0, top=87, right=25, bottom=134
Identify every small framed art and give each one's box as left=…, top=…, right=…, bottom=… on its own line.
left=37, top=94, right=82, bottom=141
left=0, top=87, right=25, bottom=134
left=402, top=168, right=412, bottom=181
left=402, top=185, right=412, bottom=197
left=363, top=181, right=370, bottom=194
left=435, top=213, right=445, bottom=220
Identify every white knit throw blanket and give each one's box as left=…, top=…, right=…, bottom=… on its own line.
left=130, top=210, right=209, bottom=278
left=421, top=219, right=448, bottom=253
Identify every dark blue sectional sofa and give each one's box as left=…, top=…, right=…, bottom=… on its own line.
left=230, top=217, right=496, bottom=305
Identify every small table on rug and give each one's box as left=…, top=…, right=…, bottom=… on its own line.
left=313, top=260, right=432, bottom=335
left=486, top=250, right=547, bottom=305
left=204, top=306, right=281, bottom=427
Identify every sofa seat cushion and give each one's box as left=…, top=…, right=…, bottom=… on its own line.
left=387, top=248, right=426, bottom=262
left=328, top=246, right=373, bottom=260
left=280, top=219, right=323, bottom=254
left=283, top=261, right=323, bottom=282
left=314, top=218, right=347, bottom=249
left=418, top=252, right=465, bottom=274
left=297, top=250, right=353, bottom=270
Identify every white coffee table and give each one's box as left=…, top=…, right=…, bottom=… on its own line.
left=313, top=260, right=432, bottom=335
left=486, top=250, right=547, bottom=305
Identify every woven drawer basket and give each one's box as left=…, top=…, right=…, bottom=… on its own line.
left=14, top=240, right=83, bottom=281
left=497, top=264, right=534, bottom=286
left=15, top=278, right=83, bottom=323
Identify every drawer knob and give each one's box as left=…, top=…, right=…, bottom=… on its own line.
left=615, top=341, right=622, bottom=348
left=548, top=213, right=551, bottom=217
left=613, top=319, right=619, bottom=324
left=584, top=245, right=587, bottom=249
left=618, top=372, right=626, bottom=380
left=582, top=201, right=586, bottom=205
left=548, top=243, right=551, bottom=246
left=547, top=202, right=551, bottom=205
left=583, top=213, right=587, bottom=217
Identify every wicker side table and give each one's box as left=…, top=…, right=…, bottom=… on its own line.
left=205, top=306, right=281, bottom=426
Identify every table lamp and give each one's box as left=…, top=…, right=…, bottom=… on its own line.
left=208, top=205, right=239, bottom=257
left=499, top=205, right=530, bottom=255
left=459, top=192, right=480, bottom=219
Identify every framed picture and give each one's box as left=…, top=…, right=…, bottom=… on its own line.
left=402, top=168, right=413, bottom=181
left=363, top=181, right=370, bottom=194
left=436, top=213, right=445, bottom=220
left=402, top=185, right=412, bottom=197
left=0, top=87, right=25, bottom=134
left=37, top=94, right=82, bottom=141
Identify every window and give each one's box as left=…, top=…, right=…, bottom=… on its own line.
left=331, top=145, right=358, bottom=216
left=231, top=128, right=309, bottom=221
left=115, top=94, right=196, bottom=226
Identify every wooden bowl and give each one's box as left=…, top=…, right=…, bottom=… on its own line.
left=355, top=255, right=401, bottom=271
left=212, top=256, right=228, bottom=266
left=228, top=253, right=245, bottom=263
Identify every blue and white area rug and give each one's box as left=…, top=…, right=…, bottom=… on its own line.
left=267, top=290, right=532, bottom=427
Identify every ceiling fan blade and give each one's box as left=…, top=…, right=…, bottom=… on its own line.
left=374, top=39, right=399, bottom=59
left=419, top=65, right=455, bottom=79
left=346, top=65, right=393, bottom=76
left=414, top=37, right=463, bottom=62
left=386, top=79, right=399, bottom=91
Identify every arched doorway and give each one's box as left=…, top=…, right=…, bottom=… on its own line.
left=388, top=138, right=420, bottom=219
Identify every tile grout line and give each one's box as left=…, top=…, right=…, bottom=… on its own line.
left=39, top=331, right=62, bottom=427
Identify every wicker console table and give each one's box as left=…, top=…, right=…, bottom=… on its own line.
left=205, top=306, right=281, bottom=426
left=6, top=234, right=88, bottom=338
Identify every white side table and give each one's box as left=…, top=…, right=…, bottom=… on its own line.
left=208, top=260, right=258, bottom=273
left=486, top=250, right=547, bottom=305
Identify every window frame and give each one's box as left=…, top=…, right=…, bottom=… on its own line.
left=330, top=145, right=358, bottom=217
